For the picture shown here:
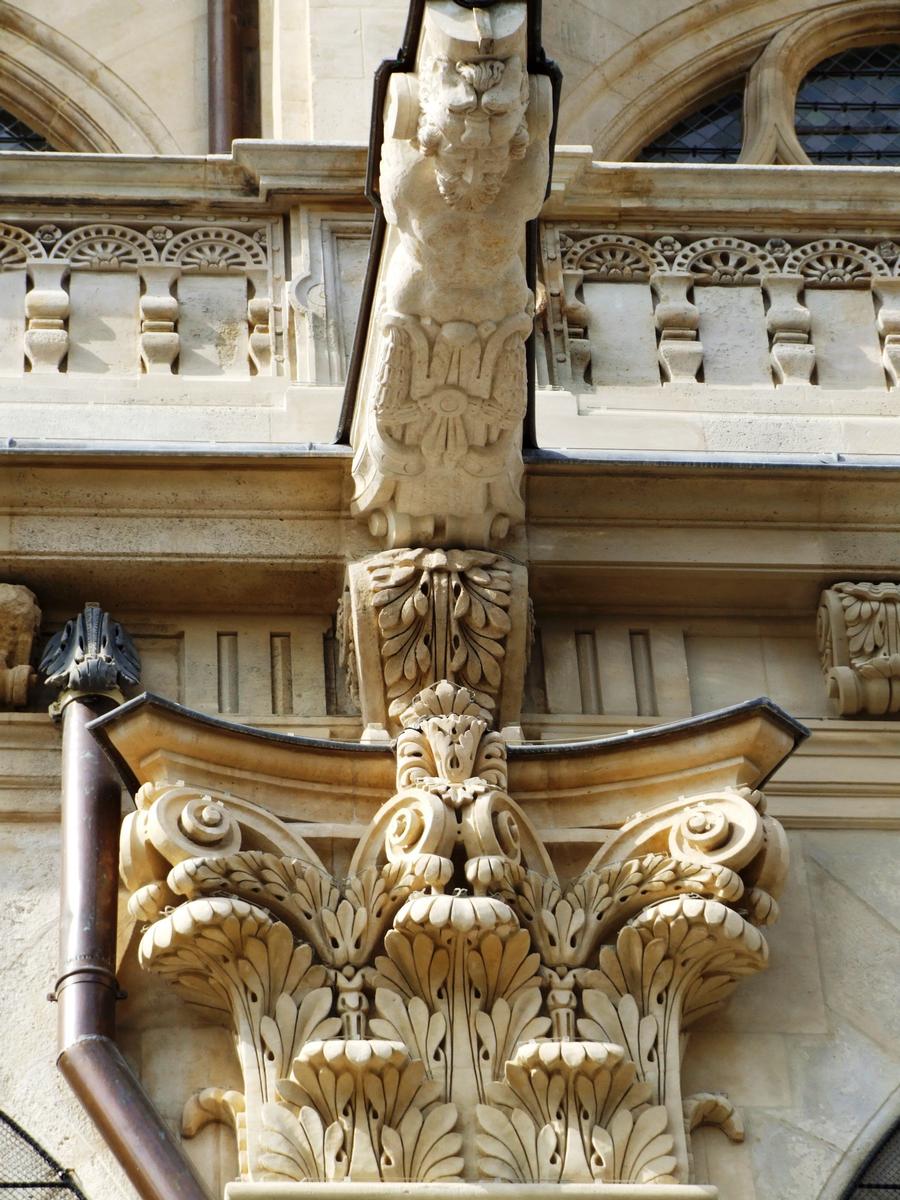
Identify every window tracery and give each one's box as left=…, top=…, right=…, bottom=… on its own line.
left=637, top=4, right=900, bottom=166
left=639, top=90, right=743, bottom=163
left=0, top=107, right=53, bottom=152
left=842, top=1117, right=900, bottom=1197
left=795, top=44, right=900, bottom=163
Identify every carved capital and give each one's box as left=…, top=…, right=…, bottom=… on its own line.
left=119, top=681, right=794, bottom=1191
left=341, top=549, right=530, bottom=737
left=818, top=581, right=900, bottom=715
left=0, top=583, right=41, bottom=709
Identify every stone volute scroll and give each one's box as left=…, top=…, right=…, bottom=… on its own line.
left=347, top=0, right=554, bottom=549
left=818, top=581, right=900, bottom=715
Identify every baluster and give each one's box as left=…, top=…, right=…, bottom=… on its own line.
left=874, top=279, right=900, bottom=387
left=247, top=268, right=273, bottom=374
left=139, top=266, right=179, bottom=374
left=24, top=262, right=68, bottom=373
left=562, top=268, right=591, bottom=387
left=651, top=271, right=702, bottom=382
left=763, top=273, right=815, bottom=385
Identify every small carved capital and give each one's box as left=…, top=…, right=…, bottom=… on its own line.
left=341, top=548, right=530, bottom=737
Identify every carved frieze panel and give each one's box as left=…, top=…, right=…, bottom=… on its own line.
left=114, top=679, right=796, bottom=1195
left=818, top=581, right=900, bottom=715
left=0, top=583, right=40, bottom=708
left=340, top=547, right=531, bottom=737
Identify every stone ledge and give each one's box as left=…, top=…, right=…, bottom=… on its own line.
left=226, top=1185, right=718, bottom=1199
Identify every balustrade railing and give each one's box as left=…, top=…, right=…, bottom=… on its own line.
left=1, top=155, right=898, bottom=446
left=537, top=226, right=900, bottom=397
left=0, top=217, right=282, bottom=379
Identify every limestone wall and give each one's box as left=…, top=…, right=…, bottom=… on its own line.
left=6, top=0, right=207, bottom=153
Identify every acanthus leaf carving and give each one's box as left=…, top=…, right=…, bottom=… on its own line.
left=819, top=581, right=900, bottom=715
left=342, top=551, right=530, bottom=738
left=578, top=896, right=769, bottom=1181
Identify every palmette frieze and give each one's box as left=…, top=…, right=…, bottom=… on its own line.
left=122, top=680, right=790, bottom=1191
left=0, top=218, right=268, bottom=268
left=553, top=230, right=900, bottom=286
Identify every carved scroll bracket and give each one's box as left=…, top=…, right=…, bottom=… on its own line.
left=819, top=581, right=900, bottom=715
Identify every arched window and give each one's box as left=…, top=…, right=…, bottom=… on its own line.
left=842, top=1117, right=900, bottom=1198
left=795, top=44, right=900, bottom=163
left=639, top=90, right=744, bottom=162
left=0, top=1110, right=87, bottom=1196
left=0, top=107, right=53, bottom=152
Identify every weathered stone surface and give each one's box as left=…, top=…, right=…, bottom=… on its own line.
left=0, top=583, right=40, bottom=709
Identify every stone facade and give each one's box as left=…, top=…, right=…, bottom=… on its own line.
left=1, top=4, right=899, bottom=1200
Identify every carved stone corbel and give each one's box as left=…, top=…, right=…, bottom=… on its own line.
left=818, top=581, right=900, bottom=715
left=349, top=1, right=553, bottom=547
left=0, top=583, right=40, bottom=708
left=340, top=547, right=530, bottom=738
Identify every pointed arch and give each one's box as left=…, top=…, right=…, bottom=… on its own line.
left=555, top=0, right=900, bottom=164
left=0, top=2, right=181, bottom=154
left=818, top=1085, right=900, bottom=1200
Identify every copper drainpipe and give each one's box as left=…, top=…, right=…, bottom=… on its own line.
left=208, top=0, right=243, bottom=152
left=43, top=604, right=210, bottom=1200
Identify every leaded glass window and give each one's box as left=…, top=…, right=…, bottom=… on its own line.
left=0, top=108, right=52, bottom=152
left=796, top=44, right=900, bottom=164
left=843, top=1118, right=900, bottom=1199
left=0, top=1111, right=87, bottom=1197
left=639, top=91, right=743, bottom=163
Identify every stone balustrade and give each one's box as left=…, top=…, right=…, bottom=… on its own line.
left=536, top=227, right=900, bottom=395
left=2, top=151, right=900, bottom=454
left=0, top=217, right=279, bottom=379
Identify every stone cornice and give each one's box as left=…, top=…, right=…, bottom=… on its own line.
left=5, top=713, right=900, bottom=829
left=0, top=143, right=370, bottom=211
left=544, top=152, right=900, bottom=232
left=2, top=145, right=895, bottom=234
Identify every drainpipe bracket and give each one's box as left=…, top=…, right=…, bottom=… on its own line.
left=49, top=687, right=124, bottom=721
left=49, top=964, right=127, bottom=1004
